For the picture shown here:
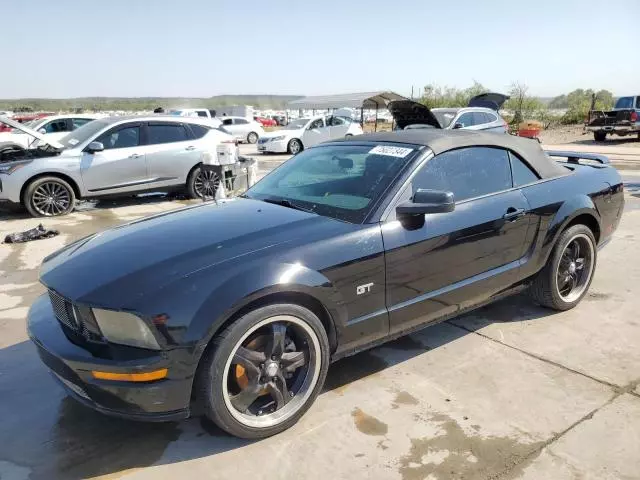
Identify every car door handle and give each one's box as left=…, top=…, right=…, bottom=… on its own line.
left=185, top=146, right=196, bottom=151
left=503, top=207, right=526, bottom=221
left=129, top=153, right=142, bottom=159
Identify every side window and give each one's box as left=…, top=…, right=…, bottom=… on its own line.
left=472, top=112, right=488, bottom=125
left=189, top=124, right=210, bottom=139
left=486, top=112, right=498, bottom=123
left=222, top=118, right=233, bottom=126
left=72, top=118, right=93, bottom=129
left=636, top=97, right=640, bottom=109
left=328, top=116, right=347, bottom=126
left=510, top=152, right=539, bottom=187
left=308, top=118, right=324, bottom=130
left=412, top=147, right=512, bottom=202
left=96, top=125, right=141, bottom=150
left=43, top=119, right=70, bottom=133
left=455, top=113, right=474, bottom=128
left=234, top=118, right=249, bottom=125
left=147, top=123, right=189, bottom=145
left=196, top=111, right=208, bottom=117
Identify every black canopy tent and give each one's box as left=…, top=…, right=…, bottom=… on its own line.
left=287, top=91, right=410, bottom=131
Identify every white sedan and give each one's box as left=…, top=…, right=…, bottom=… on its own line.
left=219, top=116, right=265, bottom=144
left=257, top=115, right=363, bottom=154
left=0, top=114, right=103, bottom=148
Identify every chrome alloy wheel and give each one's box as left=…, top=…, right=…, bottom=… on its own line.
left=556, top=233, right=595, bottom=303
left=222, top=315, right=321, bottom=428
left=31, top=181, right=72, bottom=216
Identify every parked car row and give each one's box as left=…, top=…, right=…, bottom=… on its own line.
left=0, top=115, right=236, bottom=217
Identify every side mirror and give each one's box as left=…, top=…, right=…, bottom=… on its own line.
left=86, top=141, right=104, bottom=153
left=396, top=189, right=455, bottom=216
left=38, top=128, right=47, bottom=135
left=452, top=123, right=464, bottom=130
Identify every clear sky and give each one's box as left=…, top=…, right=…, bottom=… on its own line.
left=3, top=0, right=638, bottom=99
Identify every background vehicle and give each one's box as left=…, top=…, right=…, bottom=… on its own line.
left=20, top=114, right=102, bottom=148
left=257, top=114, right=363, bottom=154
left=219, top=116, right=265, bottom=144
left=28, top=130, right=623, bottom=439
left=169, top=108, right=222, bottom=127
left=391, top=93, right=510, bottom=133
left=585, top=95, right=640, bottom=142
left=254, top=116, right=277, bottom=127
left=0, top=115, right=235, bottom=216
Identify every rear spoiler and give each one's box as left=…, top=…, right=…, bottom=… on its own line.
left=544, top=150, right=610, bottom=167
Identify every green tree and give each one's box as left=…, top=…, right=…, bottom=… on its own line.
left=504, top=82, right=545, bottom=126
left=420, top=81, right=489, bottom=108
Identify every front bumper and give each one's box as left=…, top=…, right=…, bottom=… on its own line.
left=257, top=139, right=289, bottom=153
left=27, top=294, right=192, bottom=422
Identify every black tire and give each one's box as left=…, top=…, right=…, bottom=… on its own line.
left=594, top=131, right=606, bottom=142
left=529, top=224, right=597, bottom=311
left=345, top=134, right=353, bottom=138
left=287, top=138, right=303, bottom=155
left=23, top=176, right=76, bottom=217
left=247, top=132, right=258, bottom=144
left=186, top=165, right=220, bottom=199
left=196, top=303, right=330, bottom=439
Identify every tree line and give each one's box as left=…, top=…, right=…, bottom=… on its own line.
left=419, top=82, right=615, bottom=127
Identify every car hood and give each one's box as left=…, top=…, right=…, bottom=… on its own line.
left=388, top=100, right=442, bottom=129
left=0, top=116, right=64, bottom=150
left=468, top=93, right=509, bottom=111
left=39, top=198, right=335, bottom=306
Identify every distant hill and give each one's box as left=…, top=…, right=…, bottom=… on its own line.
left=0, top=95, right=304, bottom=112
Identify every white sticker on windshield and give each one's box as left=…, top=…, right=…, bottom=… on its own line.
left=368, top=145, right=413, bottom=158
left=67, top=138, right=79, bottom=146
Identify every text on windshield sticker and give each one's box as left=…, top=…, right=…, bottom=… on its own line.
left=368, top=146, right=413, bottom=158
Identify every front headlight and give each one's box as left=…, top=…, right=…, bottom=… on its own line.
left=0, top=161, right=31, bottom=174
left=270, top=135, right=285, bottom=142
left=92, top=308, right=160, bottom=350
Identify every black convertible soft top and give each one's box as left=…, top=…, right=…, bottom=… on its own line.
left=333, top=129, right=569, bottom=179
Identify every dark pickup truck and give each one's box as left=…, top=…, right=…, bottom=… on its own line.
left=585, top=95, right=640, bottom=142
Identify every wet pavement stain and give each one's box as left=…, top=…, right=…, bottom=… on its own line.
left=393, top=391, right=420, bottom=407
left=398, top=412, right=544, bottom=480
left=351, top=408, right=388, bottom=436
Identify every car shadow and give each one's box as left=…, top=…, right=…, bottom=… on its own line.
left=0, top=294, right=556, bottom=478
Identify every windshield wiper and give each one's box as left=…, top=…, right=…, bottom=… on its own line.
left=261, top=197, right=316, bottom=214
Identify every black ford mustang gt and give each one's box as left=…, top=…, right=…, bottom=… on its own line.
left=28, top=129, right=624, bottom=438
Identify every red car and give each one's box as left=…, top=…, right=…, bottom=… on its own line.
left=253, top=116, right=277, bottom=127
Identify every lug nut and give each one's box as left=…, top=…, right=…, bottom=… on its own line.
left=271, top=355, right=277, bottom=360
left=289, top=392, right=294, bottom=397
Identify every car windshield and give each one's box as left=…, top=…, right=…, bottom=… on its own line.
left=245, top=143, right=419, bottom=223
left=432, top=109, right=458, bottom=128
left=281, top=119, right=309, bottom=130
left=614, top=97, right=634, bottom=109
left=59, top=120, right=108, bottom=149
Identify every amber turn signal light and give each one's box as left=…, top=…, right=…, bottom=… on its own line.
left=91, top=368, right=168, bottom=382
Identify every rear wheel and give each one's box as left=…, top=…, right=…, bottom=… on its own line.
left=594, top=131, right=606, bottom=142
left=187, top=165, right=221, bottom=199
left=23, top=176, right=75, bottom=217
left=197, top=304, right=329, bottom=439
left=247, top=132, right=258, bottom=144
left=529, top=224, right=597, bottom=311
left=287, top=138, right=302, bottom=155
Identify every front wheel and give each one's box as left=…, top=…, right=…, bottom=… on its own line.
left=287, top=138, right=302, bottom=155
left=23, top=176, right=76, bottom=217
left=529, top=224, right=597, bottom=311
left=196, top=304, right=329, bottom=439
left=594, top=131, right=606, bottom=142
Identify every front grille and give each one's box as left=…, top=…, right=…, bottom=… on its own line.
left=49, top=290, right=77, bottom=330
left=48, top=290, right=103, bottom=343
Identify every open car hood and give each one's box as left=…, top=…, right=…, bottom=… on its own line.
left=388, top=100, right=442, bottom=129
left=468, top=93, right=509, bottom=111
left=0, top=116, right=64, bottom=150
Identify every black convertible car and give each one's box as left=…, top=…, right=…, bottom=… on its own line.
left=28, top=130, right=624, bottom=438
